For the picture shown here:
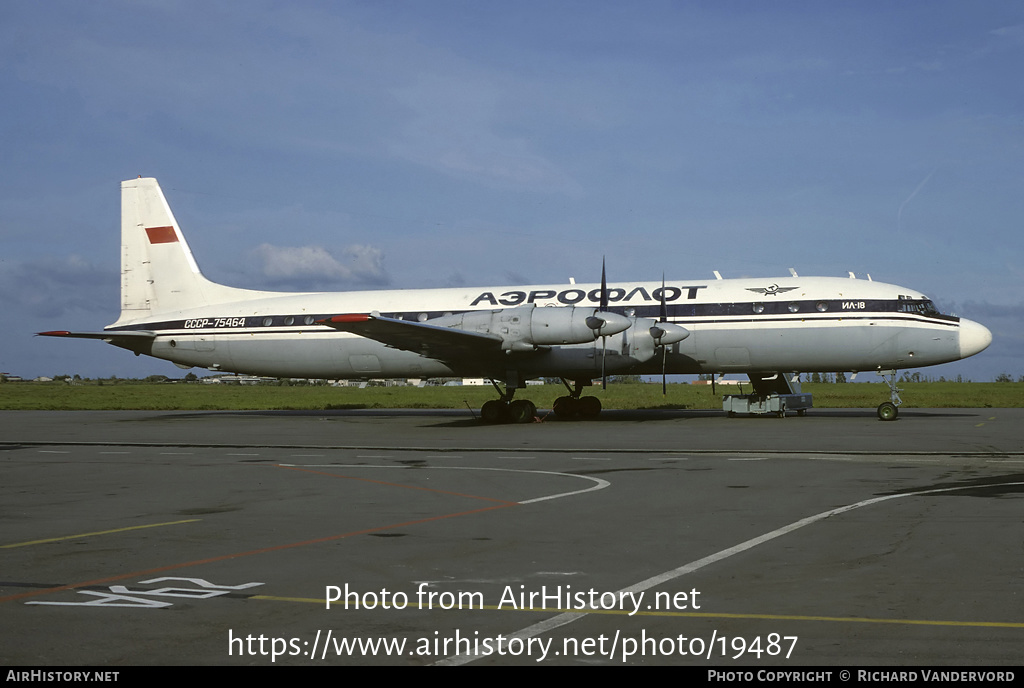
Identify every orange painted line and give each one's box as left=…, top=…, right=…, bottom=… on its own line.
left=276, top=464, right=519, bottom=505
left=0, top=502, right=517, bottom=605
left=2, top=463, right=519, bottom=605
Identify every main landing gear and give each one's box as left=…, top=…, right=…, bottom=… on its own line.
left=480, top=397, right=537, bottom=424
left=477, top=378, right=603, bottom=424
left=876, top=370, right=903, bottom=421
left=479, top=379, right=537, bottom=424
left=552, top=378, right=602, bottom=421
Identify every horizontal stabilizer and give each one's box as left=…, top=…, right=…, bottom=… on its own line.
left=37, top=329, right=157, bottom=356
left=37, top=330, right=156, bottom=340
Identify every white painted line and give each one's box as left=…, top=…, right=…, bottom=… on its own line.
left=516, top=473, right=610, bottom=505
left=438, top=480, right=1024, bottom=665
left=802, top=456, right=855, bottom=462
left=277, top=464, right=610, bottom=505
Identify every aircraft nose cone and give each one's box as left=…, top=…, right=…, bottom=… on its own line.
left=958, top=318, right=993, bottom=359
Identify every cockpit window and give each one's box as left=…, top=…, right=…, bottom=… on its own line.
left=899, top=299, right=941, bottom=315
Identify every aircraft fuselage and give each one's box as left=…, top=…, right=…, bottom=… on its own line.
left=108, top=275, right=985, bottom=381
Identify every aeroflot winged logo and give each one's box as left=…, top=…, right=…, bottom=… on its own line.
left=746, top=285, right=798, bottom=297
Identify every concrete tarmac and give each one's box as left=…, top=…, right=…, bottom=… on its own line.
left=1, top=408, right=1022, bottom=666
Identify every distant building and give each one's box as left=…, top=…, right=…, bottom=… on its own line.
left=202, top=374, right=263, bottom=385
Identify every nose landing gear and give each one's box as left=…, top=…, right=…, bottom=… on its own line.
left=876, top=370, right=903, bottom=421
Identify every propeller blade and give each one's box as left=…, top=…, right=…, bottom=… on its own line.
left=601, top=335, right=607, bottom=390
left=660, top=273, right=667, bottom=394
left=659, top=272, right=667, bottom=322
left=599, top=257, right=609, bottom=389
left=600, top=257, right=608, bottom=311
left=662, top=344, right=667, bottom=395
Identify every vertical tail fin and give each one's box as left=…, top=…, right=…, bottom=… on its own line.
left=113, top=178, right=264, bottom=326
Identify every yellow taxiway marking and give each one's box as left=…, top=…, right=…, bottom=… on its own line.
left=251, top=597, right=1024, bottom=629
left=1, top=519, right=201, bottom=549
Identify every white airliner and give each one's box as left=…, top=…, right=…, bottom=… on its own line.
left=40, top=177, right=992, bottom=422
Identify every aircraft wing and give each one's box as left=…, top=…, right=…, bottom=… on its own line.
left=318, top=314, right=503, bottom=362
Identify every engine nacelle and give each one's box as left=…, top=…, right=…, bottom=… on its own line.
left=507, top=315, right=691, bottom=378
left=432, top=305, right=632, bottom=351
left=601, top=317, right=691, bottom=367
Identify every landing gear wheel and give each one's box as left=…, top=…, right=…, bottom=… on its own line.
left=577, top=396, right=602, bottom=419
left=877, top=402, right=898, bottom=421
left=480, top=399, right=510, bottom=424
left=508, top=399, right=537, bottom=424
left=552, top=395, right=579, bottom=420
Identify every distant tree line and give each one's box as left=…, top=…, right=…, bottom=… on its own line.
left=3, top=371, right=1023, bottom=385
left=689, top=372, right=1024, bottom=384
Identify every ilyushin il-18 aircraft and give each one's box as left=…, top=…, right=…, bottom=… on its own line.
left=40, top=178, right=992, bottom=422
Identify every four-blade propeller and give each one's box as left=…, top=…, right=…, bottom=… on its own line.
left=589, top=261, right=689, bottom=392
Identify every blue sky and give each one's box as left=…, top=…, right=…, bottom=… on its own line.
left=1, top=1, right=1021, bottom=381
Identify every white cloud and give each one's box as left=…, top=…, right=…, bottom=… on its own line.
left=0, top=255, right=115, bottom=319
left=990, top=24, right=1024, bottom=43
left=249, top=243, right=388, bottom=288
